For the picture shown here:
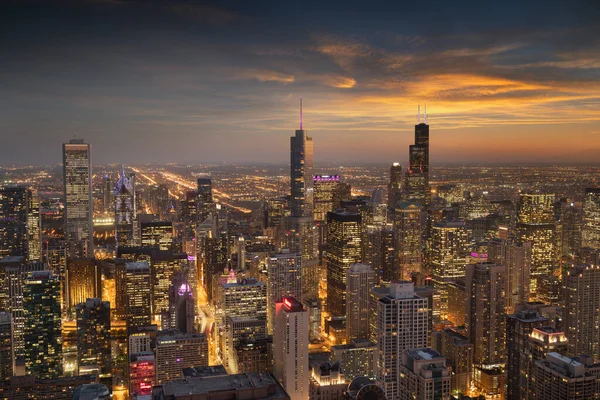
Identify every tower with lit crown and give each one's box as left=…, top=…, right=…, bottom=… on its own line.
left=114, top=168, right=135, bottom=248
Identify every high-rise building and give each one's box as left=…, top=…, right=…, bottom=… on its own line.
left=124, top=261, right=152, bottom=332
left=102, top=175, right=113, bottom=215
left=404, top=107, right=430, bottom=207
left=346, top=263, right=375, bottom=342
left=0, top=185, right=41, bottom=262
left=129, top=352, right=155, bottom=398
left=488, top=238, right=532, bottom=313
left=267, top=252, right=302, bottom=334
left=392, top=202, right=422, bottom=281
left=326, top=211, right=362, bottom=318
left=465, top=262, right=505, bottom=367
left=163, top=274, right=195, bottom=334
left=313, top=175, right=351, bottom=222
left=505, top=309, right=549, bottom=400
left=23, top=270, right=62, bottom=378
left=309, top=362, right=346, bottom=400
left=397, top=348, right=451, bottom=400
left=75, top=298, right=111, bottom=376
left=517, top=193, right=556, bottom=294
left=197, top=178, right=213, bottom=224
left=155, top=331, right=208, bottom=384
left=0, top=312, right=13, bottom=380
left=387, top=163, right=403, bottom=209
left=563, top=264, right=600, bottom=360
left=330, top=339, right=377, bottom=381
left=66, top=258, right=101, bottom=311
left=141, top=221, right=173, bottom=250
left=431, top=329, right=473, bottom=396
left=290, top=100, right=314, bottom=218
left=582, top=188, right=600, bottom=249
left=63, top=138, right=93, bottom=258
left=533, top=352, right=600, bottom=400
left=285, top=216, right=319, bottom=300
left=114, top=169, right=135, bottom=248
left=376, top=282, right=430, bottom=399
left=430, top=221, right=470, bottom=282
left=274, top=296, right=309, bottom=400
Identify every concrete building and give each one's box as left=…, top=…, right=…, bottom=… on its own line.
left=398, top=348, right=451, bottom=400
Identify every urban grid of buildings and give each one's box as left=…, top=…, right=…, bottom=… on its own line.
left=1, top=103, right=600, bottom=400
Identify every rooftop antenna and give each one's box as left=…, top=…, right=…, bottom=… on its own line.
left=418, top=104, right=421, bottom=124
left=300, top=98, right=303, bottom=130
left=424, top=104, right=427, bottom=124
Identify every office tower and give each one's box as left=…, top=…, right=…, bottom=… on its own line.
left=0, top=185, right=41, bottom=261
left=0, top=258, right=45, bottom=362
left=155, top=331, right=208, bottom=384
left=233, top=336, right=272, bottom=375
left=326, top=211, right=362, bottom=318
left=346, top=263, right=375, bottom=342
left=430, top=221, right=469, bottom=282
left=237, top=236, right=246, bottom=270
left=313, top=175, right=351, bottom=222
left=488, top=238, right=532, bottom=313
left=517, top=193, right=556, bottom=294
left=225, top=316, right=268, bottom=374
left=197, top=178, right=213, bottom=224
left=129, top=352, right=156, bottom=398
left=65, top=258, right=101, bottom=311
left=124, top=261, right=152, bottom=332
left=465, top=262, right=505, bottom=367
left=582, top=188, right=600, bottom=249
left=285, top=215, right=319, bottom=299
left=405, top=107, right=430, bottom=207
left=445, top=281, right=466, bottom=326
left=23, top=270, right=62, bottom=378
left=431, top=329, right=473, bottom=396
left=267, top=252, right=302, bottom=334
left=376, top=282, right=430, bottom=399
left=290, top=100, right=314, bottom=218
left=163, top=275, right=195, bottom=334
left=387, top=163, right=403, bottom=208
left=274, top=296, right=309, bottom=400
left=114, top=169, right=135, bottom=248
left=563, top=264, right=600, bottom=360
left=309, top=362, right=346, bottom=400
left=75, top=298, right=111, bottom=375
left=141, top=221, right=173, bottom=250
left=0, top=312, right=13, bottom=380
left=102, top=175, right=113, bottom=214
left=533, top=353, right=600, bottom=400
left=63, top=138, right=93, bottom=258
left=392, top=202, right=422, bottom=281
left=505, top=309, right=549, bottom=400
left=303, top=297, right=322, bottom=342
left=363, top=226, right=391, bottom=283
left=330, top=338, right=377, bottom=381
left=397, top=348, right=450, bottom=400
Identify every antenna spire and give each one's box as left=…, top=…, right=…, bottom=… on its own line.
left=424, top=104, right=427, bottom=124
left=418, top=104, right=421, bottom=124
left=300, top=98, right=303, bottom=130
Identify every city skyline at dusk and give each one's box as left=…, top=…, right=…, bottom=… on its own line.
left=2, top=0, right=600, bottom=165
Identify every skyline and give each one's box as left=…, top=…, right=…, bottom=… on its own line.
left=2, top=0, right=600, bottom=165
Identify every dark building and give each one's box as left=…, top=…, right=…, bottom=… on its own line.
left=290, top=100, right=314, bottom=218
left=76, top=298, right=111, bottom=376
left=197, top=178, right=213, bottom=224
left=405, top=106, right=430, bottom=207
left=387, top=163, right=403, bottom=209
left=0, top=185, right=40, bottom=262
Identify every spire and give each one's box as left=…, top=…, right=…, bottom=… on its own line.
left=418, top=104, right=421, bottom=124
left=300, top=98, right=303, bottom=130
left=424, top=104, right=427, bottom=124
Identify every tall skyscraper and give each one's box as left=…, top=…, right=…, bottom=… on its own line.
left=0, top=185, right=41, bottom=261
left=155, top=331, right=208, bottom=384
left=75, top=298, right=111, bottom=376
left=387, top=163, right=403, bottom=209
left=431, top=329, right=473, bottom=396
left=114, top=169, right=135, bottom=248
left=290, top=99, right=314, bottom=218
left=582, top=188, right=600, bottom=249
left=398, top=348, right=451, bottom=400
left=345, top=263, right=375, bottom=342
left=23, top=270, right=62, bottom=379
left=376, top=282, right=430, bottom=400
left=140, top=221, right=173, bottom=250
left=197, top=178, right=213, bottom=224
left=465, top=262, right=505, bottom=367
left=404, top=106, right=430, bottom=207
left=267, top=252, right=302, bottom=334
left=326, top=211, right=362, bottom=318
left=0, top=312, right=13, bottom=380
left=313, top=175, right=351, bottom=222
left=392, top=202, right=422, bottom=281
left=563, top=264, right=600, bottom=360
left=488, top=238, right=532, bottom=313
left=62, top=138, right=93, bottom=258
left=517, top=193, right=556, bottom=294
left=65, top=258, right=101, bottom=311
left=163, top=273, right=195, bottom=334
left=274, top=296, right=309, bottom=400
left=102, top=175, right=113, bottom=215
left=124, top=261, right=152, bottom=332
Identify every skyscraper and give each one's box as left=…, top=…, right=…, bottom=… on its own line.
left=114, top=169, right=135, bottom=248
left=313, top=175, right=351, bottom=222
left=66, top=258, right=101, bottom=311
left=0, top=185, right=41, bottom=261
left=0, top=312, right=13, bottom=380
left=75, top=298, right=111, bottom=376
left=431, top=329, right=473, bottom=396
left=124, top=261, right=152, bottom=332
left=387, top=163, right=403, bottom=209
left=405, top=106, right=430, bottom=207
left=290, top=99, right=314, bottom=218
left=345, top=263, right=375, bottom=342
left=267, top=252, right=302, bottom=334
left=140, top=221, right=173, bottom=250
left=326, top=211, right=362, bottom=318
left=376, top=282, right=430, bottom=400
left=533, top=353, right=600, bottom=400
left=582, top=188, right=600, bottom=249
left=23, top=270, right=62, bottom=379
left=102, top=175, right=113, bottom=215
left=155, top=331, right=208, bottom=384
left=197, top=178, right=213, bottom=224
left=398, top=348, right=451, bottom=400
left=63, top=138, right=93, bottom=258
left=488, top=238, right=532, bottom=313
left=274, top=296, right=309, bottom=400
left=392, top=202, right=423, bottom=281
left=163, top=274, right=195, bottom=334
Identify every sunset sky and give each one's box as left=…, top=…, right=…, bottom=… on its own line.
left=1, top=0, right=599, bottom=165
